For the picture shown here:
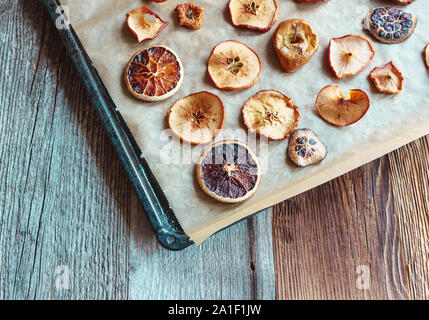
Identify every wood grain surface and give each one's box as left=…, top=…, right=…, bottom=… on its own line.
left=0, top=0, right=428, bottom=300
left=272, top=137, right=429, bottom=300
left=0, top=0, right=275, bottom=300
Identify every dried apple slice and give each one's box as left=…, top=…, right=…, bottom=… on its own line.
left=273, top=19, right=319, bottom=73
left=168, top=92, right=225, bottom=145
left=176, top=3, right=205, bottom=29
left=208, top=40, right=262, bottom=91
left=127, top=5, right=168, bottom=42
left=329, top=35, right=375, bottom=79
left=287, top=129, right=327, bottom=167
left=242, top=90, right=300, bottom=140
left=369, top=61, right=404, bottom=94
left=425, top=44, right=429, bottom=68
left=196, top=140, right=261, bottom=203
left=391, top=0, right=413, bottom=4
left=228, top=0, right=278, bottom=32
left=125, top=45, right=184, bottom=102
left=316, top=85, right=370, bottom=127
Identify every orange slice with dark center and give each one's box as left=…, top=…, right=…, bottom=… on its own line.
left=196, top=140, right=261, bottom=203
left=168, top=91, right=226, bottom=145
left=125, top=45, right=184, bottom=102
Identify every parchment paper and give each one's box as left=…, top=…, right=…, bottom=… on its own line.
left=62, top=0, right=429, bottom=244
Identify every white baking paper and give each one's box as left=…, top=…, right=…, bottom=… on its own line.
left=61, top=0, right=429, bottom=243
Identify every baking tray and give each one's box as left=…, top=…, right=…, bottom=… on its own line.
left=43, top=0, right=195, bottom=250
left=44, top=0, right=271, bottom=250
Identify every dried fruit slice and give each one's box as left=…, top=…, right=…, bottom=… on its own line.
left=228, top=0, right=278, bottom=32
left=208, top=40, right=262, bottom=91
left=316, top=85, right=370, bottom=127
left=391, top=0, right=413, bottom=4
left=369, top=61, right=404, bottom=94
left=364, top=7, right=417, bottom=44
left=176, top=3, right=205, bottom=29
left=196, top=140, right=261, bottom=203
left=273, top=19, right=319, bottom=73
left=168, top=92, right=225, bottom=145
left=329, top=35, right=375, bottom=79
left=242, top=90, right=300, bottom=140
left=287, top=129, right=327, bottom=167
left=127, top=5, right=168, bottom=42
left=125, top=45, right=184, bottom=102
left=425, top=44, right=429, bottom=68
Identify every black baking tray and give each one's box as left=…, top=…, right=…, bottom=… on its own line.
left=44, top=0, right=270, bottom=250
left=43, top=0, right=194, bottom=250
left=44, top=0, right=273, bottom=251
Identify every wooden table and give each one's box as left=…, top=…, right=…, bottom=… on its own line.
left=1, top=1, right=428, bottom=300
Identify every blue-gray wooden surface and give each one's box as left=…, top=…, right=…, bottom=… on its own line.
left=0, top=0, right=275, bottom=300
left=2, top=0, right=429, bottom=300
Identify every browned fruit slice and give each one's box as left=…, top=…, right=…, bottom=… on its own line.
left=329, top=35, right=375, bottom=79
left=228, top=0, right=278, bottom=32
left=196, top=140, right=262, bottom=203
left=369, top=61, right=404, bottom=94
left=273, top=19, right=319, bottom=73
left=425, top=43, right=429, bottom=68
left=316, top=85, right=370, bottom=127
left=127, top=5, right=168, bottom=42
left=208, top=40, right=262, bottom=91
left=242, top=90, right=300, bottom=140
left=176, top=2, right=205, bottom=29
left=125, top=45, right=184, bottom=102
left=168, top=92, right=225, bottom=145
left=287, top=129, right=327, bottom=167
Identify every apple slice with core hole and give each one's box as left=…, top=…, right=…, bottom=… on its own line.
left=127, top=5, right=168, bottom=42
left=168, top=91, right=225, bottom=145
left=316, top=85, right=370, bottom=127
left=329, top=35, right=375, bottom=79
left=369, top=61, right=404, bottom=94
left=208, top=40, right=262, bottom=91
left=228, top=0, right=278, bottom=32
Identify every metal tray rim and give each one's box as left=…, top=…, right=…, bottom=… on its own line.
left=43, top=0, right=194, bottom=251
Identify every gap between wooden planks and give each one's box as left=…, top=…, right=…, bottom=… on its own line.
left=273, top=135, right=429, bottom=300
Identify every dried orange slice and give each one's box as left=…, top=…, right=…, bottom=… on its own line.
left=328, top=35, right=375, bottom=79
left=316, top=85, right=370, bottom=127
left=127, top=5, right=168, bottom=42
left=196, top=140, right=261, bottom=203
left=242, top=90, right=300, bottom=140
left=208, top=40, right=262, bottom=91
left=168, top=92, right=225, bottom=145
left=229, top=0, right=278, bottom=32
left=125, top=45, right=184, bottom=102
left=369, top=61, right=404, bottom=94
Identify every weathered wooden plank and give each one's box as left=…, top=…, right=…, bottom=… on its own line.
left=388, top=136, right=429, bottom=300
left=0, top=0, right=276, bottom=300
left=0, top=0, right=129, bottom=299
left=272, top=157, right=409, bottom=300
left=128, top=209, right=275, bottom=300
